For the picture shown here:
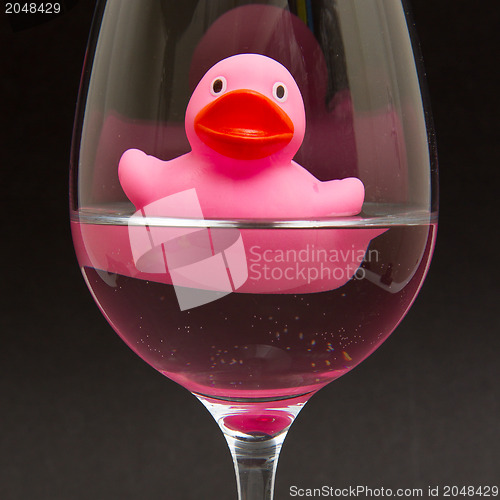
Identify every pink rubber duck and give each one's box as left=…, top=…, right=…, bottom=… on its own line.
left=118, top=53, right=364, bottom=218
left=72, top=54, right=387, bottom=303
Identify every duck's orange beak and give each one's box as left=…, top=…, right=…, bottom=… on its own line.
left=194, top=89, right=294, bottom=160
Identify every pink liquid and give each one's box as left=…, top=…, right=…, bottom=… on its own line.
left=77, top=223, right=435, bottom=401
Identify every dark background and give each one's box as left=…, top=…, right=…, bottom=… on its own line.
left=1, top=1, right=498, bottom=499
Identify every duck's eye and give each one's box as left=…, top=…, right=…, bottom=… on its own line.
left=211, top=76, right=227, bottom=96
left=273, top=82, right=288, bottom=102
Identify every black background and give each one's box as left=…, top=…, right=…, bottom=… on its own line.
left=1, top=1, right=498, bottom=499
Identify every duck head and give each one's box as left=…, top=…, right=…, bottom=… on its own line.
left=185, top=54, right=306, bottom=167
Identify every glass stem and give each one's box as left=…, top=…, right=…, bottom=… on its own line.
left=224, top=432, right=286, bottom=500
left=197, top=393, right=310, bottom=500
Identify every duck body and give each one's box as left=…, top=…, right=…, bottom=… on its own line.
left=119, top=148, right=364, bottom=218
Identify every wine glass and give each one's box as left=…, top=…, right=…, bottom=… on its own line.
left=70, top=1, right=437, bottom=498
